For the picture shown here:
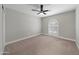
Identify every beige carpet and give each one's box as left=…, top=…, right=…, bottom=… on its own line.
left=4, top=35, right=79, bottom=55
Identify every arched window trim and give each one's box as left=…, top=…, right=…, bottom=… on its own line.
left=48, top=19, right=59, bottom=36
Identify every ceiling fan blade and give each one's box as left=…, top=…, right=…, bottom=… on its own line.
left=43, top=10, right=49, bottom=12
left=37, top=12, right=40, bottom=15
left=43, top=12, right=46, bottom=15
left=40, top=5, right=43, bottom=11
left=32, top=9, right=39, bottom=12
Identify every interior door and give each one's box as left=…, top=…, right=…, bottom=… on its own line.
left=0, top=4, right=5, bottom=54
left=0, top=4, right=3, bottom=54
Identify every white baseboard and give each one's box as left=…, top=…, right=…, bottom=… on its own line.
left=75, top=41, right=79, bottom=50
left=41, top=33, right=75, bottom=42
left=5, top=33, right=76, bottom=46
left=5, top=33, right=41, bottom=46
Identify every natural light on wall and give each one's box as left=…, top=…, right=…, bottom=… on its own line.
left=48, top=19, right=59, bottom=36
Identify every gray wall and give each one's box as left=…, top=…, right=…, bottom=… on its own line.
left=0, top=5, right=3, bottom=54
left=41, top=10, right=76, bottom=40
left=5, top=8, right=41, bottom=43
left=76, top=6, right=79, bottom=48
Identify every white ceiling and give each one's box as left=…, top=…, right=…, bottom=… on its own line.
left=5, top=4, right=78, bottom=17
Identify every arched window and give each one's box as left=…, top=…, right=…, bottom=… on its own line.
left=48, top=19, right=59, bottom=36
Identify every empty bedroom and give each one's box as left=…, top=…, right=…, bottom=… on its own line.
left=0, top=4, right=79, bottom=55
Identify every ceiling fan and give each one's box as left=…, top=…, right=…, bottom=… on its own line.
left=32, top=4, right=49, bottom=15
